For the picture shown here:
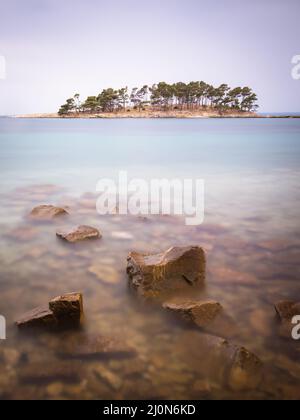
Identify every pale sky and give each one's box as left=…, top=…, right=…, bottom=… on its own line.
left=0, top=0, right=300, bottom=114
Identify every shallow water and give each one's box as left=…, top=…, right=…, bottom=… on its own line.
left=0, top=117, right=299, bottom=400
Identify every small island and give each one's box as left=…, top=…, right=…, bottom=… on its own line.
left=19, top=81, right=260, bottom=119
left=58, top=81, right=259, bottom=118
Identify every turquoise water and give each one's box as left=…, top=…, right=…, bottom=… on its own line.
left=0, top=117, right=299, bottom=400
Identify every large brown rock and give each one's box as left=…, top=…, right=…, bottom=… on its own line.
left=56, top=225, right=101, bottom=243
left=163, top=300, right=223, bottom=328
left=127, top=246, right=206, bottom=296
left=30, top=205, right=68, bottom=220
left=16, top=292, right=83, bottom=330
left=49, top=292, right=83, bottom=325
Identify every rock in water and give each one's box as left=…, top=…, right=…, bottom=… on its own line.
left=30, top=205, right=68, bottom=220
left=274, top=300, right=300, bottom=321
left=163, top=300, right=223, bottom=328
left=274, top=300, right=300, bottom=339
left=56, top=225, right=101, bottom=243
left=60, top=335, right=136, bottom=360
left=16, top=306, right=57, bottom=330
left=16, top=292, right=83, bottom=330
left=49, top=293, right=83, bottom=325
left=227, top=346, right=263, bottom=392
left=127, top=246, right=206, bottom=296
left=174, top=331, right=263, bottom=392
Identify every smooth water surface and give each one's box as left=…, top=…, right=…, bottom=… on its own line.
left=0, top=117, right=299, bottom=399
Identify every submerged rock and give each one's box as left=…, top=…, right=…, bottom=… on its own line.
left=227, top=346, right=263, bottom=392
left=94, top=366, right=122, bottom=391
left=16, top=292, right=83, bottom=330
left=127, top=246, right=206, bottom=296
left=30, top=205, right=68, bottom=220
left=175, top=331, right=263, bottom=392
left=163, top=300, right=223, bottom=328
left=18, top=362, right=81, bottom=384
left=60, top=335, right=136, bottom=360
left=56, top=225, right=101, bottom=243
left=88, top=264, right=120, bottom=284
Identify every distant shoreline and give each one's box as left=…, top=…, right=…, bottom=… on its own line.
left=14, top=110, right=300, bottom=119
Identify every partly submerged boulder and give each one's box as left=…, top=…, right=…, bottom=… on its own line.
left=16, top=292, right=83, bottom=330
left=127, top=246, right=206, bottom=297
left=49, top=293, right=83, bottom=325
left=30, top=205, right=68, bottom=220
left=163, top=300, right=223, bottom=328
left=56, top=225, right=101, bottom=243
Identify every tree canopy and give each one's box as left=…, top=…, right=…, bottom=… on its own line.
left=58, top=81, right=258, bottom=115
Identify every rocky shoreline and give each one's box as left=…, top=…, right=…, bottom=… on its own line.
left=14, top=111, right=300, bottom=119
left=15, top=110, right=259, bottom=119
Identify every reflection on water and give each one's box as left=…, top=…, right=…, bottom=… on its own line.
left=0, top=118, right=300, bottom=400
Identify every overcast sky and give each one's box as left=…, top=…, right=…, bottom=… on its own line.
left=0, top=0, right=300, bottom=114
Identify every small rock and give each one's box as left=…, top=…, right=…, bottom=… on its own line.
left=274, top=300, right=300, bottom=321
left=56, top=225, right=101, bottom=243
left=174, top=331, right=263, bottom=391
left=19, top=362, right=81, bottom=384
left=127, top=246, right=206, bottom=296
left=1, top=348, right=21, bottom=367
left=16, top=306, right=57, bottom=330
left=16, top=292, right=83, bottom=330
left=192, top=379, right=212, bottom=397
left=94, top=366, right=122, bottom=391
left=46, top=382, right=64, bottom=398
left=227, top=346, right=263, bottom=392
left=88, top=264, right=119, bottom=284
left=30, top=205, right=68, bottom=220
left=62, top=335, right=136, bottom=360
left=163, top=300, right=223, bottom=328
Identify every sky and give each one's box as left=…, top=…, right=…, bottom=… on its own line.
left=0, top=0, right=300, bottom=114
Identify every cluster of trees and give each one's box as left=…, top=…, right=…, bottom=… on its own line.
left=58, top=81, right=258, bottom=115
